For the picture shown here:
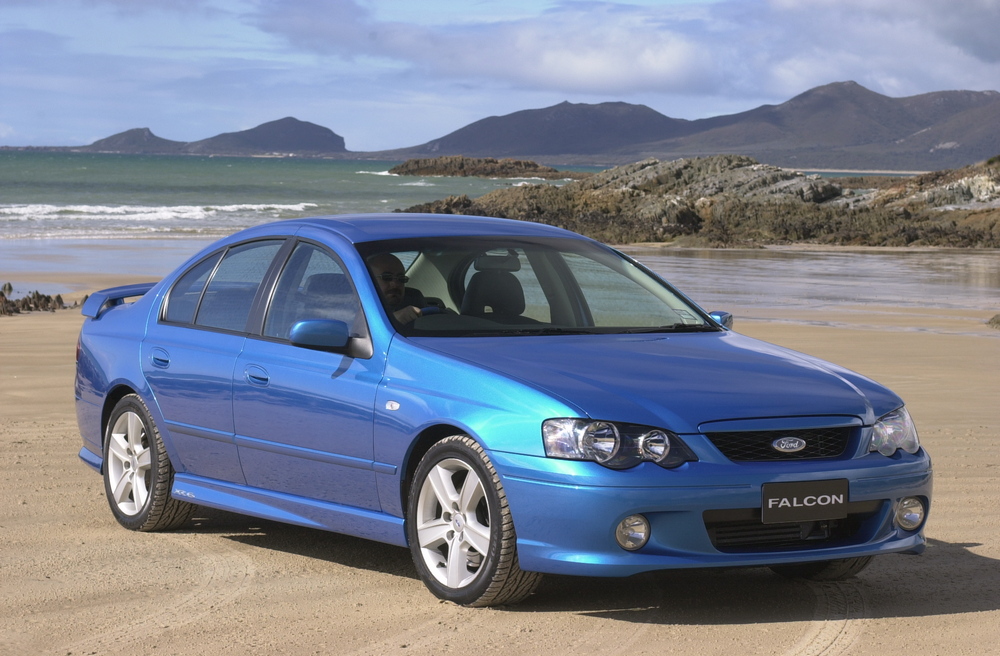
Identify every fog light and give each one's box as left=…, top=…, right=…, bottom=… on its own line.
left=615, top=514, right=650, bottom=551
left=895, top=497, right=926, bottom=531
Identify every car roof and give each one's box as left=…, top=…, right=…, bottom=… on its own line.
left=274, top=213, right=585, bottom=244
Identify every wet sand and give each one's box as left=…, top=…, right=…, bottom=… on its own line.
left=1, top=272, right=998, bottom=656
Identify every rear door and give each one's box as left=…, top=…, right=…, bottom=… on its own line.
left=142, top=239, right=285, bottom=483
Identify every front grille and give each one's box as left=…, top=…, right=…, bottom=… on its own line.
left=704, top=502, right=882, bottom=552
left=704, top=427, right=853, bottom=461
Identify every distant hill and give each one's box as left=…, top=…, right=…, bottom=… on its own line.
left=85, top=128, right=186, bottom=154
left=184, top=117, right=346, bottom=155
left=13, top=81, right=1000, bottom=170
left=381, top=81, right=1000, bottom=170
left=76, top=117, right=347, bottom=157
left=625, top=82, right=1000, bottom=170
left=403, top=101, right=691, bottom=157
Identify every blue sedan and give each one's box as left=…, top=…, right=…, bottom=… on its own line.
left=75, top=214, right=931, bottom=606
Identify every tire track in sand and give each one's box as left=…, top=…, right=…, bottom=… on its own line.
left=57, top=534, right=256, bottom=655
left=781, top=581, right=868, bottom=656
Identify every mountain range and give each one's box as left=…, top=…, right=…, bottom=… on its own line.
left=25, top=81, right=1000, bottom=171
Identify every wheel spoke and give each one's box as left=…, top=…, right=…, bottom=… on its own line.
left=464, top=519, right=491, bottom=556
left=127, top=412, right=145, bottom=448
left=425, top=462, right=459, bottom=509
left=457, top=468, right=484, bottom=515
left=445, top=539, right=471, bottom=588
left=107, top=429, right=130, bottom=464
left=416, top=517, right=451, bottom=549
left=134, top=446, right=152, bottom=470
left=110, top=466, right=134, bottom=507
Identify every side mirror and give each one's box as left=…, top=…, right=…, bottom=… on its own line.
left=709, top=311, right=734, bottom=330
left=289, top=319, right=351, bottom=351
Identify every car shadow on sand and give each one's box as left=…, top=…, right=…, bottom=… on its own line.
left=181, top=507, right=420, bottom=580
left=180, top=509, right=997, bottom=622
left=515, top=538, right=1000, bottom=623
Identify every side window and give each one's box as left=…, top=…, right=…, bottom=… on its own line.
left=164, top=252, right=222, bottom=324
left=263, top=243, right=362, bottom=339
left=194, top=240, right=283, bottom=332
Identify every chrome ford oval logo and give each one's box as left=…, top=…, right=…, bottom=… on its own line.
left=772, top=437, right=807, bottom=453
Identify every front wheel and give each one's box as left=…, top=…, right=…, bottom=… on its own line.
left=103, top=394, right=195, bottom=531
left=406, top=435, right=541, bottom=606
left=769, top=556, right=875, bottom=581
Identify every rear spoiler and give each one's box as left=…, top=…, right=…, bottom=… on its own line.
left=81, top=282, right=157, bottom=318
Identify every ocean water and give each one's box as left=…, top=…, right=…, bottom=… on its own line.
left=1, top=151, right=998, bottom=320
left=0, top=151, right=575, bottom=239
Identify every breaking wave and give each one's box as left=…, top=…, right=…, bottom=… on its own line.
left=0, top=202, right=319, bottom=239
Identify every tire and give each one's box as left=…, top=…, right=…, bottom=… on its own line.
left=406, top=435, right=542, bottom=607
left=103, top=394, right=195, bottom=531
left=769, top=556, right=875, bottom=581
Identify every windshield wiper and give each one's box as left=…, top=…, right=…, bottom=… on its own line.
left=619, top=323, right=720, bottom=334
left=465, top=327, right=599, bottom=336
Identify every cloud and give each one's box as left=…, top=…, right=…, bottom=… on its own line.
left=250, top=1, right=720, bottom=94
left=3, top=0, right=999, bottom=149
left=250, top=0, right=1000, bottom=101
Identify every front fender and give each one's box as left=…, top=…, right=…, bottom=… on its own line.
left=372, top=336, right=580, bottom=517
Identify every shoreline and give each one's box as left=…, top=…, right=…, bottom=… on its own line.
left=3, top=239, right=999, bottom=321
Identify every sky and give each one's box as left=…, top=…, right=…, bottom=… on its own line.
left=2, top=0, right=1000, bottom=151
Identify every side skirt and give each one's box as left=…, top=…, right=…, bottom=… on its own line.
left=171, top=473, right=407, bottom=547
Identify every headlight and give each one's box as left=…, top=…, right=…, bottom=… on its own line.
left=542, top=419, right=697, bottom=469
left=869, top=406, right=920, bottom=456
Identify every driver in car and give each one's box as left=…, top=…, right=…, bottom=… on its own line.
left=367, top=253, right=424, bottom=324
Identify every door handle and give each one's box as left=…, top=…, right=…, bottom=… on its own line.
left=150, top=347, right=170, bottom=368
left=244, top=364, right=269, bottom=387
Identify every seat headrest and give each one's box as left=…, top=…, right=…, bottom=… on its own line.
left=461, top=270, right=525, bottom=316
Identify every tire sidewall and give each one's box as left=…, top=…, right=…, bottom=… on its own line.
left=406, top=436, right=504, bottom=606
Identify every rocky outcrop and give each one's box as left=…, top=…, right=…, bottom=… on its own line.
left=402, top=154, right=1000, bottom=247
left=0, top=286, right=69, bottom=316
left=388, top=156, right=591, bottom=180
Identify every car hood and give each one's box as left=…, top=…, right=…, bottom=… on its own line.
left=413, top=331, right=901, bottom=433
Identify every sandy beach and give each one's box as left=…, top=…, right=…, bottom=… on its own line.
left=1, top=272, right=998, bottom=656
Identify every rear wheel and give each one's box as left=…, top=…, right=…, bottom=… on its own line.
left=103, top=394, right=195, bottom=531
left=769, top=556, right=875, bottom=581
left=406, top=435, right=541, bottom=606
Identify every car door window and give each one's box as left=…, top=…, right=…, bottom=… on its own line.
left=263, top=242, right=363, bottom=339
left=164, top=252, right=222, bottom=324
left=194, top=240, right=283, bottom=332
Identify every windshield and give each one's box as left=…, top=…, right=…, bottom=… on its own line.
left=356, top=236, right=716, bottom=337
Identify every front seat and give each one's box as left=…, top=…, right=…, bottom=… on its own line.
left=461, top=270, right=526, bottom=321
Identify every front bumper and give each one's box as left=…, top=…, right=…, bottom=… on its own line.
left=493, top=451, right=932, bottom=577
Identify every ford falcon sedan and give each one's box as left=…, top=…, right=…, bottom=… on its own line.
left=75, top=214, right=931, bottom=606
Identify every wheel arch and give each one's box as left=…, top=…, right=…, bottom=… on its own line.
left=399, top=423, right=468, bottom=516
left=100, top=385, right=182, bottom=475
left=101, top=384, right=139, bottom=449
